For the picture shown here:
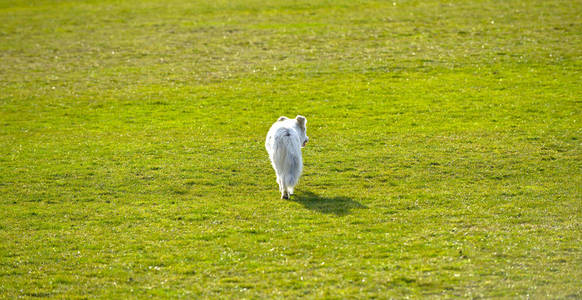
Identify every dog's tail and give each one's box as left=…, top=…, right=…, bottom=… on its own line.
left=272, top=128, right=302, bottom=189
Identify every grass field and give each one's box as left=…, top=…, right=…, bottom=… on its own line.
left=1, top=0, right=581, bottom=298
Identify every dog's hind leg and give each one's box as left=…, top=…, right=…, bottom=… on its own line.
left=276, top=175, right=288, bottom=199
left=281, top=179, right=290, bottom=199
left=281, top=185, right=289, bottom=199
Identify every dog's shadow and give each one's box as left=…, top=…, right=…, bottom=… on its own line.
left=289, top=190, right=368, bottom=216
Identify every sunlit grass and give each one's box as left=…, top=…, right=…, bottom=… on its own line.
left=0, top=0, right=580, bottom=298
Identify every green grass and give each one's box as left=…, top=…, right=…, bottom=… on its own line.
left=1, top=0, right=581, bottom=298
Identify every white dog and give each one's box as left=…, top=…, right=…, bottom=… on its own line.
left=265, top=115, right=309, bottom=199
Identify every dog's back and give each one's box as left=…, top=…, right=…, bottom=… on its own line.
left=266, top=116, right=308, bottom=199
left=270, top=126, right=302, bottom=190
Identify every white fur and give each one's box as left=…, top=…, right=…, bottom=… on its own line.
left=265, top=115, right=309, bottom=199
